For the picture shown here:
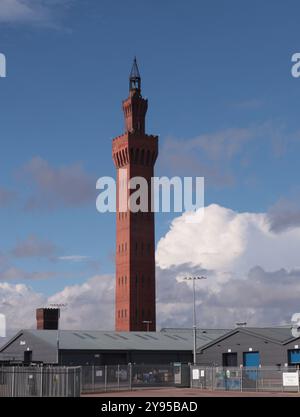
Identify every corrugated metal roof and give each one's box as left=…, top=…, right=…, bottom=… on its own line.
left=240, top=327, right=294, bottom=343
left=0, top=328, right=230, bottom=353
left=198, top=326, right=296, bottom=352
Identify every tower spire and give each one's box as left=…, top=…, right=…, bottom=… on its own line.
left=129, top=57, right=141, bottom=93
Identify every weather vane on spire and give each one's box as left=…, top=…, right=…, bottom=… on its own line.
left=129, top=57, right=141, bottom=93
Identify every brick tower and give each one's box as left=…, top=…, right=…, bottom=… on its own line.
left=112, top=58, right=158, bottom=331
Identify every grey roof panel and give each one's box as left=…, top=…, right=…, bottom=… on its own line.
left=197, top=326, right=297, bottom=352
left=1, top=329, right=229, bottom=353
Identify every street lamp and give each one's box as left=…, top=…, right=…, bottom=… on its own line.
left=183, top=276, right=207, bottom=365
left=49, top=303, right=67, bottom=365
left=142, top=320, right=152, bottom=332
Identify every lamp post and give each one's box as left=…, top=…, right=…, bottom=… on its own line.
left=183, top=276, right=207, bottom=365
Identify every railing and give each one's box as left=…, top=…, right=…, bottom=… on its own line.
left=0, top=366, right=81, bottom=397
left=81, top=364, right=190, bottom=394
left=2, top=364, right=299, bottom=396
left=190, top=366, right=300, bottom=393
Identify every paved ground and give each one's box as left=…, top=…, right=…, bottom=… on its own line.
left=82, top=387, right=300, bottom=397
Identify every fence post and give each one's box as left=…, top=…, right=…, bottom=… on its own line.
left=256, top=368, right=258, bottom=392
left=74, top=368, right=76, bottom=398
left=117, top=365, right=120, bottom=391
left=66, top=367, right=69, bottom=397
left=92, top=365, right=95, bottom=392
left=11, top=366, right=15, bottom=397
left=40, top=366, right=43, bottom=397
left=79, top=367, right=82, bottom=397
left=104, top=365, right=107, bottom=392
left=240, top=366, right=243, bottom=392
left=129, top=363, right=132, bottom=391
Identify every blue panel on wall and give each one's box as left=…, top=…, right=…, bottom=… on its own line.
left=289, top=350, right=300, bottom=364
left=243, top=352, right=260, bottom=367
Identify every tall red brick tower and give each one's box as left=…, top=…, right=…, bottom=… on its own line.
left=112, top=58, right=158, bottom=331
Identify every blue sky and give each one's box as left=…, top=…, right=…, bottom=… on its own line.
left=1, top=0, right=300, bottom=330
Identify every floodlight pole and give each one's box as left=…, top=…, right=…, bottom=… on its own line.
left=184, top=276, right=207, bottom=365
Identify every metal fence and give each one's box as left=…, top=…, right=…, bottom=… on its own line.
left=0, top=366, right=81, bottom=397
left=81, top=365, right=131, bottom=393
left=190, top=366, right=300, bottom=393
left=81, top=364, right=190, bottom=394
left=2, top=364, right=298, bottom=396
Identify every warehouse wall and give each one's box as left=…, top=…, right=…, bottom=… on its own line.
left=60, top=350, right=192, bottom=366
left=0, top=331, right=56, bottom=363
left=197, top=331, right=300, bottom=367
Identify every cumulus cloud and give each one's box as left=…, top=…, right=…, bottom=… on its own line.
left=156, top=265, right=300, bottom=329
left=156, top=204, right=300, bottom=276
left=0, top=282, right=46, bottom=331
left=20, top=156, right=96, bottom=210
left=155, top=204, right=300, bottom=328
left=268, top=197, right=300, bottom=233
left=1, top=203, right=300, bottom=335
left=0, top=274, right=114, bottom=341
left=48, top=274, right=114, bottom=329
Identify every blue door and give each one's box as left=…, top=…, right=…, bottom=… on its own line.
left=243, top=352, right=260, bottom=383
left=243, top=352, right=260, bottom=367
left=289, top=349, right=300, bottom=365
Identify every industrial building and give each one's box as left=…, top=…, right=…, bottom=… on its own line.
left=0, top=328, right=229, bottom=366
left=197, top=326, right=300, bottom=368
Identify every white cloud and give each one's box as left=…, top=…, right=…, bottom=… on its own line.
left=58, top=255, right=90, bottom=263
left=156, top=204, right=300, bottom=279
left=155, top=204, right=300, bottom=328
left=0, top=0, right=39, bottom=22
left=0, top=0, right=74, bottom=26
left=0, top=282, right=46, bottom=331
left=48, top=274, right=114, bottom=329
left=1, top=204, right=300, bottom=336
left=0, top=274, right=114, bottom=339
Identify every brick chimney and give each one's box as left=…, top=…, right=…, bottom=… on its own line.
left=36, top=308, right=60, bottom=330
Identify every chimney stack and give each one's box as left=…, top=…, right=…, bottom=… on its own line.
left=36, top=308, right=60, bottom=330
